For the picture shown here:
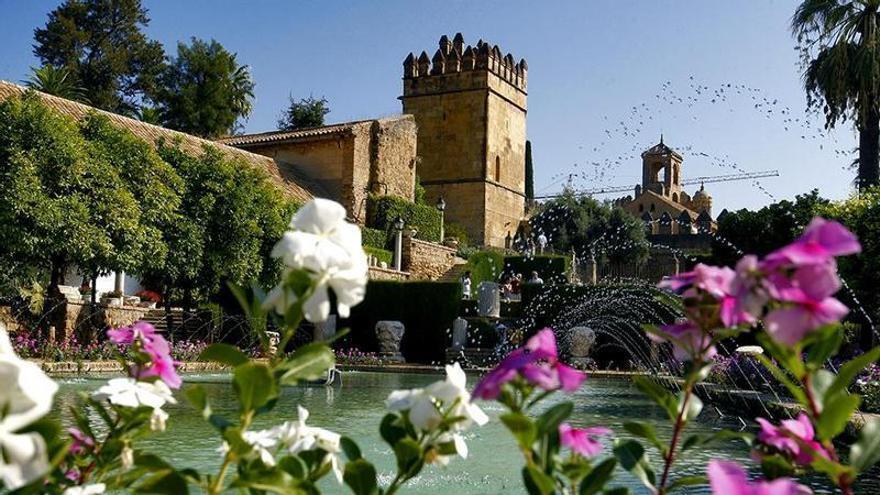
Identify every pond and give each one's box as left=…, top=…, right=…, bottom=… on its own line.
left=53, top=371, right=865, bottom=494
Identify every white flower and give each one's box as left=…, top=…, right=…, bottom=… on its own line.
left=150, top=408, right=168, bottom=432
left=120, top=445, right=134, bottom=470
left=387, top=363, right=488, bottom=432
left=63, top=483, right=106, bottom=495
left=0, top=324, right=57, bottom=489
left=236, top=405, right=343, bottom=483
left=0, top=432, right=49, bottom=489
left=266, top=199, right=368, bottom=322
left=92, top=378, right=176, bottom=409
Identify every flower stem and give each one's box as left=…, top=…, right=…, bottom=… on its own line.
left=802, top=374, right=854, bottom=495
left=657, top=380, right=692, bottom=495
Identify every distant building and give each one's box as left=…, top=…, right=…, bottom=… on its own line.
left=613, top=137, right=717, bottom=239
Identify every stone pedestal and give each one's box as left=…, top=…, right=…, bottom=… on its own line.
left=314, top=315, right=337, bottom=342
left=376, top=320, right=405, bottom=362
left=569, top=326, right=596, bottom=367
left=478, top=282, right=500, bottom=318
left=451, top=317, right=468, bottom=350
left=266, top=331, right=280, bottom=356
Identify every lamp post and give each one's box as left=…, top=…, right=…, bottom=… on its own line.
left=393, top=215, right=405, bottom=272
left=436, top=196, right=446, bottom=243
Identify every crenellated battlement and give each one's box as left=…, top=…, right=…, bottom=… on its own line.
left=402, top=33, right=527, bottom=92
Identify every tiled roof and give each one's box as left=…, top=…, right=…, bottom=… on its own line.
left=0, top=80, right=321, bottom=203
left=217, top=119, right=374, bottom=147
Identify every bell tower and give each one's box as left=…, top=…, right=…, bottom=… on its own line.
left=400, top=34, right=528, bottom=247
left=641, top=135, right=683, bottom=202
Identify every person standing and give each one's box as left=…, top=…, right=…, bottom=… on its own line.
left=528, top=270, right=544, bottom=284
left=460, top=271, right=472, bottom=299
left=537, top=232, right=548, bottom=254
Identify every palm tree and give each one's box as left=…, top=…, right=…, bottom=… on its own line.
left=24, top=65, right=89, bottom=103
left=793, top=0, right=880, bottom=191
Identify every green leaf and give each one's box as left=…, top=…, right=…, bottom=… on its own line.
left=623, top=421, right=666, bottom=455
left=579, top=458, right=617, bottom=495
left=341, top=436, right=362, bottom=461
left=393, top=438, right=424, bottom=478
left=379, top=413, right=407, bottom=446
left=666, top=475, right=707, bottom=492
left=198, top=343, right=249, bottom=367
left=827, top=347, right=880, bottom=401
left=343, top=459, right=379, bottom=495
left=632, top=376, right=678, bottom=421
left=681, top=430, right=753, bottom=452
left=811, top=369, right=836, bottom=408
left=133, top=454, right=190, bottom=494
left=536, top=402, right=573, bottom=436
left=817, top=394, right=860, bottom=441
left=760, top=453, right=794, bottom=479
left=613, top=439, right=655, bottom=490
left=753, top=354, right=807, bottom=404
left=805, top=324, right=843, bottom=369
left=278, top=455, right=308, bottom=479
left=756, top=333, right=804, bottom=377
left=233, top=362, right=277, bottom=412
left=810, top=454, right=855, bottom=483
left=523, top=466, right=556, bottom=495
left=501, top=412, right=537, bottom=449
left=851, top=419, right=880, bottom=473
left=278, top=342, right=335, bottom=385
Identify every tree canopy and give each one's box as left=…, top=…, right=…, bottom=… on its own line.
left=277, top=95, right=330, bottom=130
left=33, top=0, right=165, bottom=115
left=154, top=38, right=255, bottom=138
left=529, top=192, right=648, bottom=264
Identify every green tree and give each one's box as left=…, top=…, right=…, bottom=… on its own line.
left=0, top=93, right=143, bottom=301
left=710, top=189, right=829, bottom=266
left=793, top=1, right=880, bottom=190
left=525, top=140, right=535, bottom=207
left=530, top=191, right=648, bottom=264
left=154, top=38, right=255, bottom=138
left=24, top=65, right=88, bottom=103
left=277, top=95, right=330, bottom=130
left=33, top=0, right=165, bottom=115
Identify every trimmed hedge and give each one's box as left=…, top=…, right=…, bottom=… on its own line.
left=341, top=281, right=461, bottom=363
left=465, top=251, right=505, bottom=287
left=503, top=255, right=569, bottom=284
left=367, top=194, right=442, bottom=243
left=362, top=227, right=388, bottom=250
left=364, top=246, right=392, bottom=266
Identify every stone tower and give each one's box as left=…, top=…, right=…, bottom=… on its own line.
left=401, top=34, right=528, bottom=247
left=641, top=135, right=684, bottom=202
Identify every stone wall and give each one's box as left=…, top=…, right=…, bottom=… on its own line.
left=402, top=236, right=458, bottom=280
left=370, top=116, right=418, bottom=201
left=61, top=302, right=149, bottom=342
left=0, top=305, right=22, bottom=333
left=368, top=266, right=410, bottom=281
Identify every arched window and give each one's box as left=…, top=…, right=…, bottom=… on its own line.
left=672, top=193, right=679, bottom=203
left=495, top=156, right=501, bottom=181
left=650, top=203, right=656, bottom=212
left=638, top=204, right=644, bottom=212
left=674, top=166, right=680, bottom=185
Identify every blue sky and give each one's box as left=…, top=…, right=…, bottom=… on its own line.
left=0, top=0, right=857, bottom=212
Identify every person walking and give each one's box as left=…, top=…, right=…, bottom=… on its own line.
left=460, top=271, right=472, bottom=299
left=528, top=270, right=544, bottom=285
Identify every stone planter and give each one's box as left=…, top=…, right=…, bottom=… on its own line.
left=375, top=320, right=405, bottom=363
left=568, top=326, right=596, bottom=367
left=102, top=297, right=123, bottom=307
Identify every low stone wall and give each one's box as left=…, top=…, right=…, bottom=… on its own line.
left=60, top=301, right=149, bottom=342
left=368, top=266, right=409, bottom=281
left=402, top=237, right=457, bottom=280
left=36, top=360, right=228, bottom=375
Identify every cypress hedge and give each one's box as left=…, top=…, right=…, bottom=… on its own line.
left=503, top=254, right=569, bottom=284
left=341, top=280, right=461, bottom=363
left=367, top=194, right=442, bottom=243
left=362, top=227, right=388, bottom=250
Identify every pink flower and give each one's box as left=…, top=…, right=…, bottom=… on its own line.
left=138, top=350, right=182, bottom=389
left=767, top=218, right=861, bottom=267
left=764, top=290, right=849, bottom=346
left=107, top=321, right=157, bottom=345
left=660, top=264, right=736, bottom=300
left=708, top=460, right=812, bottom=495
left=472, top=329, right=586, bottom=400
left=648, top=320, right=716, bottom=362
left=107, top=322, right=182, bottom=389
left=755, top=414, right=829, bottom=465
left=559, top=423, right=611, bottom=457
left=68, top=428, right=94, bottom=455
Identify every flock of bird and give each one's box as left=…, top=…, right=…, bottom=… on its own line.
left=539, top=74, right=854, bottom=202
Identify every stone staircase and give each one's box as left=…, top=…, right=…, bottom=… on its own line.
left=439, top=258, right=469, bottom=282
left=140, top=308, right=185, bottom=333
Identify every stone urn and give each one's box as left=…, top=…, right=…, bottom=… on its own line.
left=375, top=320, right=405, bottom=362
left=477, top=282, right=500, bottom=318
left=568, top=326, right=596, bottom=367
left=450, top=317, right=468, bottom=351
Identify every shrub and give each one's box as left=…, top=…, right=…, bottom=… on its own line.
left=503, top=254, right=569, bottom=283
left=367, top=194, right=442, bottom=243
left=135, top=290, right=161, bottom=303
left=362, top=227, right=388, bottom=250
left=465, top=250, right=505, bottom=287
left=444, top=222, right=470, bottom=246
left=364, top=246, right=393, bottom=266
left=341, top=280, right=461, bottom=363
